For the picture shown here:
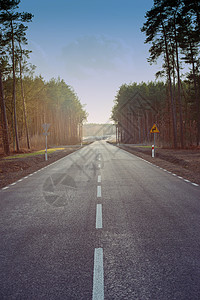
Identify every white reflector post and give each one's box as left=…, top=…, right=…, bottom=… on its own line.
left=152, top=145, right=155, bottom=158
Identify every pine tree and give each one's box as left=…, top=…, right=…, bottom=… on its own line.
left=0, top=0, right=33, bottom=151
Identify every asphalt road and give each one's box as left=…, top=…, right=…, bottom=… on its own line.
left=0, top=141, right=200, bottom=300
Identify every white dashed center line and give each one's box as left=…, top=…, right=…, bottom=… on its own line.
left=96, top=204, right=102, bottom=229
left=92, top=248, right=104, bottom=300
left=97, top=186, right=102, bottom=198
left=98, top=175, right=101, bottom=183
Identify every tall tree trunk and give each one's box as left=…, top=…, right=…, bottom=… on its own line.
left=162, top=23, right=177, bottom=148
left=190, top=42, right=200, bottom=145
left=0, top=71, right=10, bottom=155
left=174, top=18, right=184, bottom=148
left=11, top=20, right=20, bottom=152
left=19, top=46, right=30, bottom=149
left=194, top=1, right=200, bottom=30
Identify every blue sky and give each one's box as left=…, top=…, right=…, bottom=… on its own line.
left=19, top=0, right=160, bottom=123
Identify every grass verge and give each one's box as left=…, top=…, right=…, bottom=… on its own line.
left=4, top=148, right=65, bottom=159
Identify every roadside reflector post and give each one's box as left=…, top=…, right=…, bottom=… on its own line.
left=152, top=144, right=155, bottom=158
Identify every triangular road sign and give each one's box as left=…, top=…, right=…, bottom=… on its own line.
left=150, top=124, right=159, bottom=133
left=42, top=123, right=51, bottom=132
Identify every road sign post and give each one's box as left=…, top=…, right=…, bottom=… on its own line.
left=150, top=124, right=159, bottom=158
left=42, top=123, right=50, bottom=161
left=45, top=135, right=48, bottom=161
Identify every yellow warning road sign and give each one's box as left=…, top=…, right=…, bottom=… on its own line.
left=150, top=124, right=159, bottom=133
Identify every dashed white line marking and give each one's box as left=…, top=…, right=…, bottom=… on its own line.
left=10, top=182, right=16, bottom=186
left=98, top=164, right=101, bottom=168
left=2, top=186, right=9, bottom=190
left=192, top=183, right=199, bottom=187
left=24, top=176, right=28, bottom=179
left=17, top=179, right=23, bottom=182
left=137, top=157, right=199, bottom=188
left=92, top=248, right=104, bottom=300
left=184, top=179, right=190, bottom=183
left=97, top=186, right=102, bottom=198
left=96, top=204, right=102, bottom=229
left=98, top=175, right=101, bottom=183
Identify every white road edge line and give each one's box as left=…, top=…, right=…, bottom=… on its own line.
left=136, top=155, right=199, bottom=188
left=1, top=149, right=85, bottom=191
left=184, top=179, right=190, bottom=183
left=10, top=182, right=16, bottom=186
left=92, top=248, right=104, bottom=300
left=98, top=175, right=101, bottom=183
left=97, top=186, right=102, bottom=198
left=96, top=204, right=102, bottom=229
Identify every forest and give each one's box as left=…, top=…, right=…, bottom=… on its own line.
left=0, top=0, right=87, bottom=155
left=112, top=0, right=200, bottom=148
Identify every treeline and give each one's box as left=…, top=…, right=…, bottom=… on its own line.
left=112, top=81, right=198, bottom=147
left=3, top=76, right=87, bottom=149
left=0, top=0, right=87, bottom=155
left=112, top=0, right=200, bottom=148
left=83, top=123, right=115, bottom=137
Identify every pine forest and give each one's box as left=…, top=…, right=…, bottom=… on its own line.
left=112, top=0, right=200, bottom=148
left=0, top=0, right=87, bottom=155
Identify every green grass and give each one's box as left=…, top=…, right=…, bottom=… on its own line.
left=4, top=148, right=65, bottom=159
left=135, top=145, right=153, bottom=148
left=123, top=145, right=155, bottom=148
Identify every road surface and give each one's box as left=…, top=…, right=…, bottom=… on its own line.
left=0, top=141, right=200, bottom=299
